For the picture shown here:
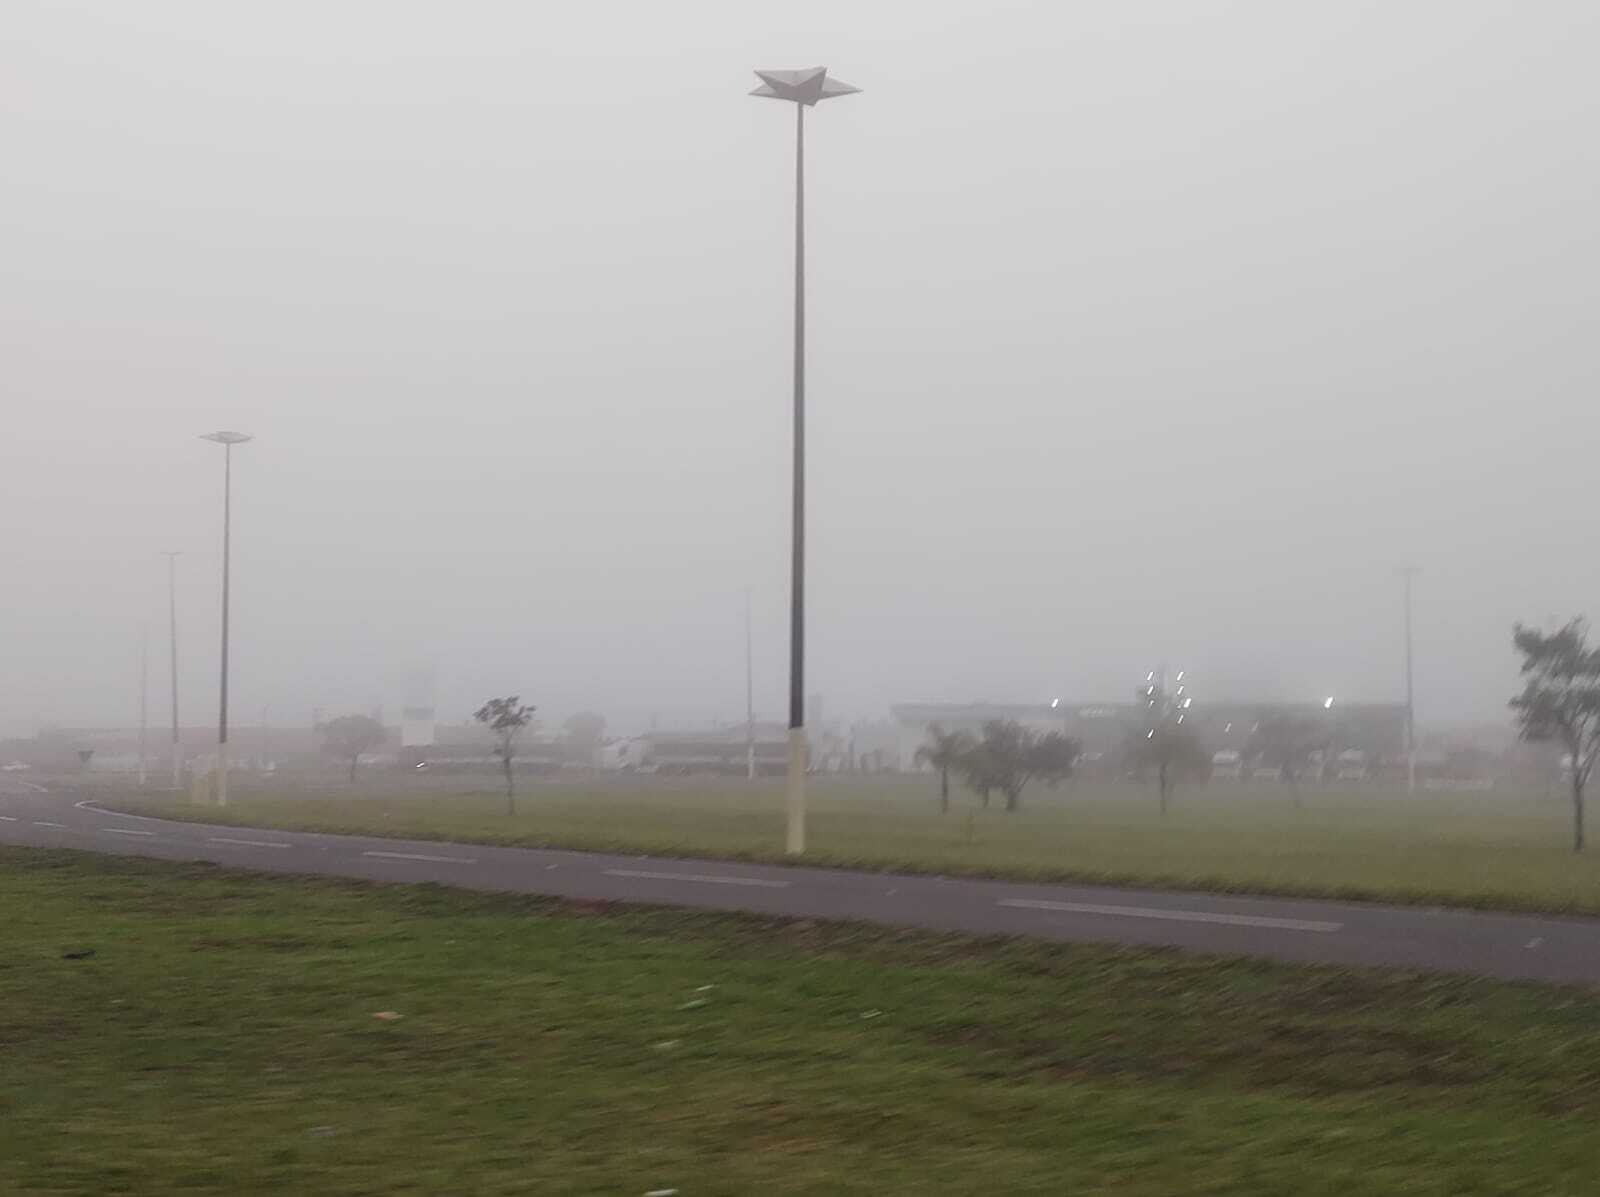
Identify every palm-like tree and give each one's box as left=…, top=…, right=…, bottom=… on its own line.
left=916, top=725, right=975, bottom=814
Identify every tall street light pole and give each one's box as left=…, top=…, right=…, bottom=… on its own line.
left=1402, top=566, right=1419, bottom=795
left=138, top=623, right=149, bottom=787
left=744, top=588, right=756, bottom=782
left=201, top=431, right=253, bottom=806
left=162, top=551, right=182, bottom=789
left=749, top=66, right=861, bottom=856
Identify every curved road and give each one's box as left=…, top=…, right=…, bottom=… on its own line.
left=3, top=778, right=1597, bottom=985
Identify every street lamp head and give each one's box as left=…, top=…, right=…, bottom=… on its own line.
left=200, top=431, right=253, bottom=445
left=750, top=67, right=861, bottom=105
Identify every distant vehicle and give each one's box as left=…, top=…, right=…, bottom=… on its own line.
left=1335, top=749, right=1368, bottom=782
left=1, top=760, right=31, bottom=772
left=1211, top=750, right=1242, bottom=780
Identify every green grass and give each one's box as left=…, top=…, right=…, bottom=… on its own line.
left=4, top=846, right=1599, bottom=1195
left=106, top=776, right=1600, bottom=916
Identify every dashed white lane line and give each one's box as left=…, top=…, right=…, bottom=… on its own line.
left=101, top=827, right=156, bottom=837
left=209, top=837, right=292, bottom=850
left=363, top=850, right=477, bottom=865
left=33, top=821, right=68, bottom=829
left=998, top=898, right=1343, bottom=934
left=603, top=868, right=791, bottom=889
left=0, top=815, right=16, bottom=822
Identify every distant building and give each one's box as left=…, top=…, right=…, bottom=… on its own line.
left=623, top=724, right=791, bottom=775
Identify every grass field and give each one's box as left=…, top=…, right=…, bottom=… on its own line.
left=106, top=774, right=1600, bottom=915
left=4, top=845, right=1600, bottom=1195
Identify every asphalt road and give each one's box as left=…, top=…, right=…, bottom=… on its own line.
left=3, top=777, right=1598, bottom=985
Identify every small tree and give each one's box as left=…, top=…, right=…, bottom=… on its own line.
left=474, top=696, right=536, bottom=814
left=1248, top=710, right=1320, bottom=805
left=1126, top=724, right=1207, bottom=814
left=319, top=714, right=386, bottom=783
left=1028, top=731, right=1080, bottom=788
left=957, top=720, right=1043, bottom=813
left=1132, top=673, right=1205, bottom=814
left=915, top=725, right=976, bottom=814
left=563, top=711, right=607, bottom=771
left=1510, top=620, right=1600, bottom=851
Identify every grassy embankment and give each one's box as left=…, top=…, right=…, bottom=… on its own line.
left=109, top=776, right=1600, bottom=915
left=4, top=846, right=1600, bottom=1194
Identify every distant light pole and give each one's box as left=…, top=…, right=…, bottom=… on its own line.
left=137, top=623, right=149, bottom=787
left=162, top=551, right=182, bottom=789
left=749, top=66, right=861, bottom=855
left=744, top=588, right=756, bottom=782
left=200, top=431, right=253, bottom=806
left=1323, top=695, right=1337, bottom=785
left=1401, top=567, right=1419, bottom=794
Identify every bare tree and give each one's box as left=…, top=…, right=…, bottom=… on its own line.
left=318, top=714, right=386, bottom=783
left=474, top=696, right=536, bottom=814
left=1510, top=621, right=1600, bottom=851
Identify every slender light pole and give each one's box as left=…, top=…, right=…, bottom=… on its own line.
left=138, top=623, right=149, bottom=787
left=749, top=66, right=860, bottom=855
left=1401, top=566, right=1418, bottom=794
left=163, top=551, right=182, bottom=789
left=201, top=431, right=253, bottom=806
left=744, top=588, right=756, bottom=781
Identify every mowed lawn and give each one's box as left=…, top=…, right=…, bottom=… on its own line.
left=4, top=847, right=1600, bottom=1196
left=113, top=776, right=1600, bottom=914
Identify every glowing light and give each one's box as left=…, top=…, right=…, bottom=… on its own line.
left=1049, top=698, right=1061, bottom=709
left=1323, top=697, right=1335, bottom=709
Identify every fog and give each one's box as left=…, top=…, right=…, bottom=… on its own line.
left=4, top=0, right=1598, bottom=739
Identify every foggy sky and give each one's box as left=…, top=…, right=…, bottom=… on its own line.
left=4, top=1, right=1598, bottom=738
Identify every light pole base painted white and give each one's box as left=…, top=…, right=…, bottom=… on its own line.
left=786, top=727, right=806, bottom=855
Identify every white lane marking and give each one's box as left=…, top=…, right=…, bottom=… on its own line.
left=18, top=781, right=49, bottom=793
left=101, top=827, right=156, bottom=837
left=998, top=898, right=1343, bottom=934
left=1526, top=937, right=1544, bottom=949
left=0, top=815, right=16, bottom=822
left=603, top=868, right=790, bottom=889
left=74, top=800, right=167, bottom=823
left=33, top=821, right=68, bottom=829
left=209, top=837, right=292, bottom=850
left=363, top=850, right=477, bottom=865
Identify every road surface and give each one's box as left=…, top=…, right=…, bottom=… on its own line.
left=2, top=778, right=1597, bottom=985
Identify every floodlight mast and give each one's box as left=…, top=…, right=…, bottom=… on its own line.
left=200, top=431, right=253, bottom=806
left=749, top=67, right=860, bottom=856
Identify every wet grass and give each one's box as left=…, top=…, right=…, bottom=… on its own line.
left=108, top=776, right=1600, bottom=915
left=3, top=846, right=1599, bottom=1194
